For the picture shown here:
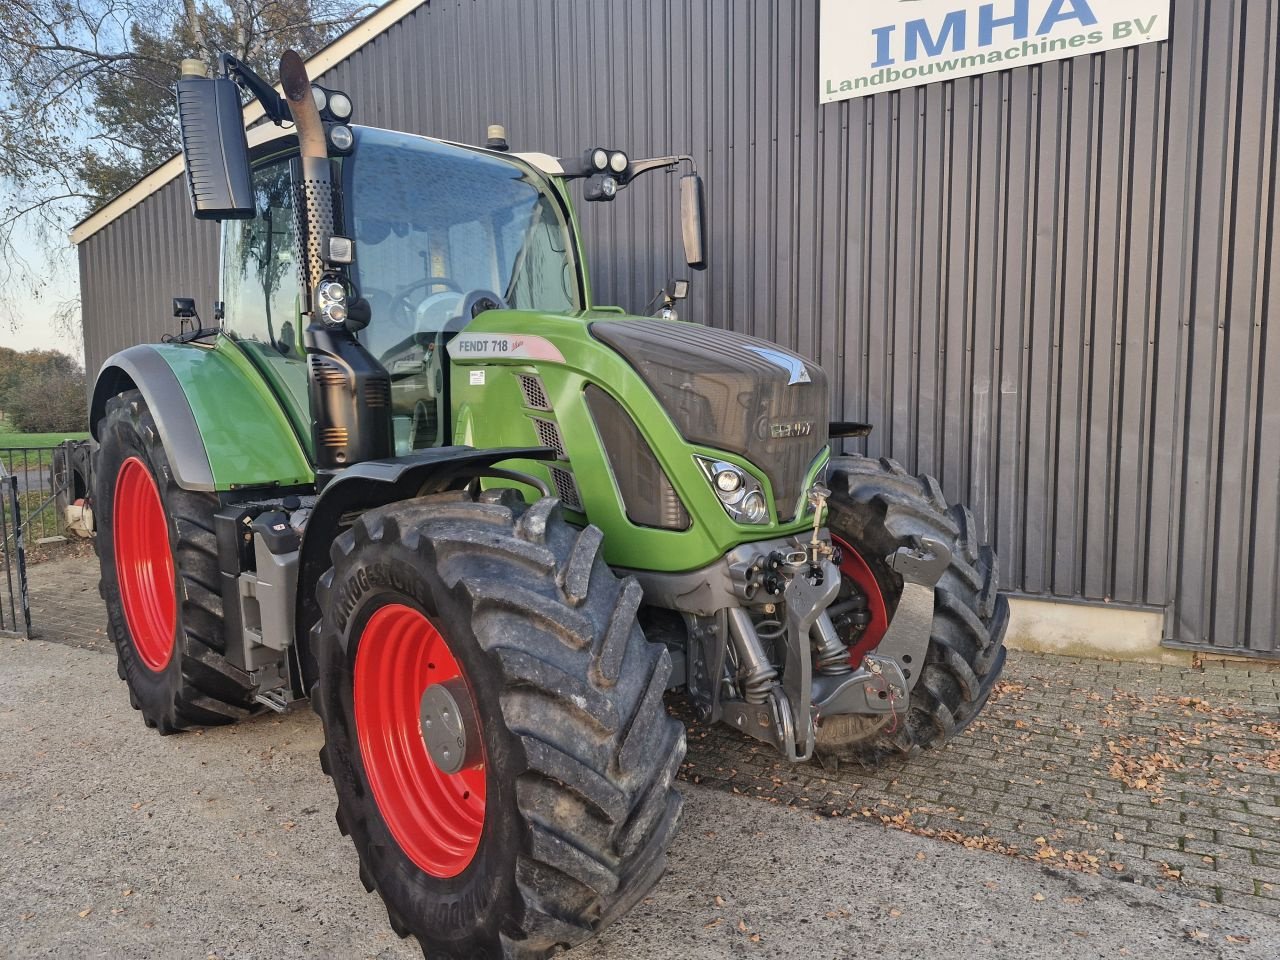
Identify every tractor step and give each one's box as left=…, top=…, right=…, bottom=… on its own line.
left=254, top=689, right=291, bottom=714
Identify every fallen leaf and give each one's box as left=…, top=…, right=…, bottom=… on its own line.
left=914, top=852, right=926, bottom=861
left=737, top=919, right=749, bottom=933
left=703, top=918, right=723, bottom=930
left=1032, top=894, right=1045, bottom=902
left=78, top=908, right=92, bottom=918
left=714, top=895, right=726, bottom=907
left=889, top=908, right=902, bottom=918
left=1062, top=896, right=1083, bottom=905
left=1226, top=935, right=1251, bottom=944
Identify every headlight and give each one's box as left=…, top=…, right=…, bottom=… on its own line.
left=696, top=457, right=770, bottom=525
left=609, top=151, right=629, bottom=173
left=318, top=279, right=347, bottom=326
left=740, top=490, right=768, bottom=524
left=311, top=85, right=328, bottom=111
left=714, top=468, right=742, bottom=493
left=592, top=148, right=609, bottom=170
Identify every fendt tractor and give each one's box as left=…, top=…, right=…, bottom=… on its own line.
left=91, top=50, right=1008, bottom=957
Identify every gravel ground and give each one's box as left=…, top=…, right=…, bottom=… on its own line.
left=25, top=556, right=1280, bottom=917
left=2, top=636, right=1278, bottom=960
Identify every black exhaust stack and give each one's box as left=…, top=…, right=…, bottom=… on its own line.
left=278, top=51, right=391, bottom=474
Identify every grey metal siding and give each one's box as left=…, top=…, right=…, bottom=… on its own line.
left=80, top=185, right=219, bottom=379
left=77, top=0, right=1280, bottom=656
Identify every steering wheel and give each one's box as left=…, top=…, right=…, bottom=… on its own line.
left=376, top=289, right=509, bottom=368
left=459, top=289, right=508, bottom=320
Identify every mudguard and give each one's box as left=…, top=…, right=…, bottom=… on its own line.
left=292, top=445, right=554, bottom=689
left=90, top=342, right=312, bottom=492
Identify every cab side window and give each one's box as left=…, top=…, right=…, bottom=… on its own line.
left=222, top=157, right=301, bottom=355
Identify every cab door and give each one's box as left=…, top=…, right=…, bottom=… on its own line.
left=220, top=151, right=311, bottom=454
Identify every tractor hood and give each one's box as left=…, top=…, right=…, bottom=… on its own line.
left=590, top=318, right=828, bottom=521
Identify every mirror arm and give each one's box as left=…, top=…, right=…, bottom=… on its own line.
left=627, top=154, right=698, bottom=179
left=216, top=53, right=290, bottom=125
left=552, top=154, right=698, bottom=182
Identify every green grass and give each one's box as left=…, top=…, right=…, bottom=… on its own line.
left=0, top=430, right=90, bottom=449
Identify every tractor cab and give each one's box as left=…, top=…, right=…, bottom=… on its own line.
left=222, top=122, right=590, bottom=455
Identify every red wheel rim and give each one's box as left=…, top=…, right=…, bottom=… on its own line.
left=354, top=603, right=486, bottom=878
left=113, top=456, right=176, bottom=672
left=832, top=535, right=890, bottom=666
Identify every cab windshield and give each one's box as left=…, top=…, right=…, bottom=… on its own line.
left=346, top=127, right=582, bottom=364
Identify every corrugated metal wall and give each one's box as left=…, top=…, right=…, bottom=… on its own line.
left=80, top=188, right=220, bottom=368
left=77, top=0, right=1280, bottom=657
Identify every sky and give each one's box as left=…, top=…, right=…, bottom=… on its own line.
left=3, top=229, right=81, bottom=362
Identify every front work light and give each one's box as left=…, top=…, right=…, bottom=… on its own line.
left=328, top=92, right=353, bottom=120
left=328, top=124, right=354, bottom=152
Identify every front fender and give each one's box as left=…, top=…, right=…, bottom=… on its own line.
left=91, top=341, right=312, bottom=492
left=292, top=446, right=554, bottom=690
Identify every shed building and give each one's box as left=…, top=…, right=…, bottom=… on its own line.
left=73, top=0, right=1280, bottom=660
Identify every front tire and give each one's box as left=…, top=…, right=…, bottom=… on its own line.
left=816, top=456, right=1009, bottom=764
left=312, top=491, right=685, bottom=959
left=94, top=390, right=257, bottom=733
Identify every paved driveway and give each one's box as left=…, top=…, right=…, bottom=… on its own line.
left=2, top=637, right=1278, bottom=957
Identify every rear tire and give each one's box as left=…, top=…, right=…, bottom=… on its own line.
left=816, top=456, right=1008, bottom=764
left=312, top=491, right=685, bottom=959
left=95, top=390, right=257, bottom=733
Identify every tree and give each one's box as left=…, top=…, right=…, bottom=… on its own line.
left=0, top=0, right=375, bottom=331
left=0, top=347, right=86, bottom=432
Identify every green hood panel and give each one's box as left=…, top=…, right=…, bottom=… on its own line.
left=450, top=310, right=828, bottom=574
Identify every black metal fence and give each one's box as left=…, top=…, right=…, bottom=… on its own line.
left=0, top=442, right=94, bottom=637
left=0, top=443, right=94, bottom=543
left=0, top=472, right=31, bottom=636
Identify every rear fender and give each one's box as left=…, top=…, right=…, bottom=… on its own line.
left=91, top=342, right=312, bottom=492
left=292, top=446, right=554, bottom=691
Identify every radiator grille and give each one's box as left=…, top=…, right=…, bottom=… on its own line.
left=531, top=417, right=566, bottom=459
left=517, top=374, right=551, bottom=410
left=549, top=465, right=582, bottom=511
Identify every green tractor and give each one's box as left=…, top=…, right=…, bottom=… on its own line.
left=91, top=51, right=1007, bottom=958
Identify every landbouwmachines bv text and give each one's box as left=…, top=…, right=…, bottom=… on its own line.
left=91, top=50, right=1008, bottom=958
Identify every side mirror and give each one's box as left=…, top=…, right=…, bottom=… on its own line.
left=680, top=173, right=707, bottom=270
left=175, top=61, right=254, bottom=220
left=670, top=279, right=689, bottom=300
left=173, top=297, right=197, bottom=318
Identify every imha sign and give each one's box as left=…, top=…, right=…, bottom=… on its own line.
left=820, top=0, right=1170, bottom=102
